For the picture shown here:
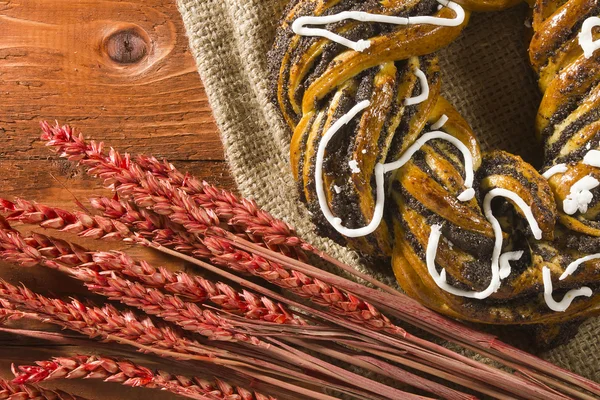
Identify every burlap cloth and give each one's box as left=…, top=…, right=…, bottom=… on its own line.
left=177, top=0, right=600, bottom=382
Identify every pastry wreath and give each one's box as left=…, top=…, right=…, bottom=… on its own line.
left=269, top=0, right=600, bottom=325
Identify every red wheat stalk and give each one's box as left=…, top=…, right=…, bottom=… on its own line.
left=0, top=277, right=225, bottom=362
left=89, top=251, right=306, bottom=325
left=0, top=294, right=424, bottom=400
left=43, top=122, right=395, bottom=294
left=0, top=293, right=353, bottom=400
left=0, top=197, right=205, bottom=258
left=41, top=121, right=309, bottom=259
left=0, top=198, right=130, bottom=241
left=0, top=378, right=86, bottom=400
left=89, top=196, right=212, bottom=258
left=1, top=197, right=397, bottom=335
left=86, top=196, right=390, bottom=328
left=0, top=227, right=305, bottom=325
left=12, top=355, right=274, bottom=400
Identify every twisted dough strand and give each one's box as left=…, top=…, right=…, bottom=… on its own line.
left=269, top=0, right=600, bottom=324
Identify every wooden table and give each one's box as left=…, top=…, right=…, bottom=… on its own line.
left=0, top=1, right=234, bottom=398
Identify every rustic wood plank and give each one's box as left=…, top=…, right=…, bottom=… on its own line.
left=0, top=0, right=223, bottom=161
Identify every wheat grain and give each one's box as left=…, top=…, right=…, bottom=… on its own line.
left=12, top=355, right=274, bottom=400
left=91, top=251, right=306, bottom=325
left=13, top=356, right=275, bottom=400
left=0, top=378, right=86, bottom=400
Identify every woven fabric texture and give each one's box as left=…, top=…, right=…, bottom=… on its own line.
left=177, top=0, right=599, bottom=381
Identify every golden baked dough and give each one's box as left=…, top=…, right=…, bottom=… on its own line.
left=269, top=0, right=600, bottom=324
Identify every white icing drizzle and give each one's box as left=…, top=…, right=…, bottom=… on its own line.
left=427, top=188, right=542, bottom=299
left=457, top=188, right=475, bottom=202
left=348, top=159, right=361, bottom=173
left=431, top=114, right=449, bottom=130
left=404, top=69, right=430, bottom=106
left=519, top=152, right=600, bottom=311
left=542, top=267, right=593, bottom=312
left=560, top=254, right=600, bottom=280
left=291, top=0, right=466, bottom=52
left=542, top=164, right=567, bottom=179
left=579, top=17, right=600, bottom=59
left=381, top=131, right=475, bottom=205
left=315, top=100, right=475, bottom=238
left=583, top=149, right=600, bottom=167
left=542, top=150, right=600, bottom=179
left=315, top=101, right=383, bottom=237
left=563, top=175, right=600, bottom=215
left=499, top=250, right=524, bottom=280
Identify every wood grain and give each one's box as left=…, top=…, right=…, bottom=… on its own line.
left=0, top=0, right=226, bottom=161
left=0, top=1, right=238, bottom=396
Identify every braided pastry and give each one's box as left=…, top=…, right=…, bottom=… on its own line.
left=269, top=0, right=600, bottom=325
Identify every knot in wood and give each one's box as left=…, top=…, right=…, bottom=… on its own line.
left=105, top=29, right=148, bottom=64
